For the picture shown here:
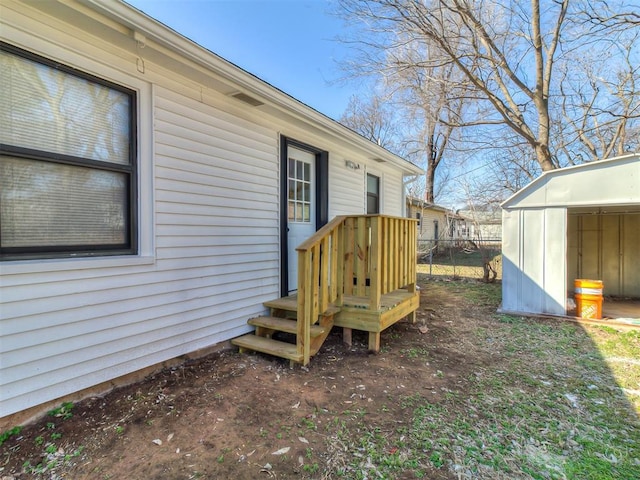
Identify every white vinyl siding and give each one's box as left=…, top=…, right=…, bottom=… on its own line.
left=0, top=0, right=417, bottom=418
left=1, top=83, right=280, bottom=416
left=383, top=170, right=403, bottom=216
left=329, top=155, right=365, bottom=215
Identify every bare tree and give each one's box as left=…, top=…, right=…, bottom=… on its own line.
left=335, top=6, right=472, bottom=203
left=391, top=42, right=469, bottom=202
left=556, top=33, right=640, bottom=161
left=340, top=93, right=402, bottom=151
left=580, top=0, right=640, bottom=30
left=338, top=0, right=572, bottom=172
left=338, top=0, right=639, bottom=212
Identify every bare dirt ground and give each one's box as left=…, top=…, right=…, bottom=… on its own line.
left=2, top=279, right=636, bottom=479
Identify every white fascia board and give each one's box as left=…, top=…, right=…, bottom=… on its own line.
left=80, top=0, right=422, bottom=176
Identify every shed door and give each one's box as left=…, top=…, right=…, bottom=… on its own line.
left=287, top=147, right=316, bottom=293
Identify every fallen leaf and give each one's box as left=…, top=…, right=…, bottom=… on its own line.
left=291, top=401, right=300, bottom=409
left=271, top=447, right=290, bottom=455
left=298, top=436, right=309, bottom=444
left=152, top=439, right=162, bottom=446
left=167, top=433, right=174, bottom=442
left=419, top=326, right=429, bottom=334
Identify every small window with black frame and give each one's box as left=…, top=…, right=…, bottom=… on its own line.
left=366, top=173, right=380, bottom=214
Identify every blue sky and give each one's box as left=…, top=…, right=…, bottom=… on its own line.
left=126, top=0, right=358, bottom=120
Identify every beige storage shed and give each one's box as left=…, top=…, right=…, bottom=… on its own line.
left=501, top=154, right=640, bottom=317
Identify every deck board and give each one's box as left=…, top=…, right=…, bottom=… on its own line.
left=334, top=289, right=419, bottom=332
left=264, top=295, right=340, bottom=316
left=342, top=289, right=415, bottom=311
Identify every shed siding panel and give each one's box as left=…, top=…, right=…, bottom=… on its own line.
left=602, top=215, right=622, bottom=294
left=521, top=210, right=545, bottom=313
left=501, top=210, right=522, bottom=313
left=543, top=208, right=567, bottom=315
left=569, top=212, right=640, bottom=298
left=567, top=214, right=579, bottom=288
left=502, top=208, right=566, bottom=315
left=623, top=214, right=640, bottom=297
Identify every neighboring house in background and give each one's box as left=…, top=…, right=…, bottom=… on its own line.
left=406, top=198, right=470, bottom=250
left=458, top=209, right=503, bottom=243
left=0, top=0, right=422, bottom=423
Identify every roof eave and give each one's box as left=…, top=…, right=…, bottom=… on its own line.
left=83, top=0, right=423, bottom=176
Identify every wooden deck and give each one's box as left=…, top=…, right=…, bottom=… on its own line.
left=335, top=288, right=420, bottom=351
left=232, top=215, right=419, bottom=365
left=275, top=288, right=420, bottom=352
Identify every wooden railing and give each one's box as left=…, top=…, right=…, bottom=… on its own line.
left=295, top=214, right=418, bottom=364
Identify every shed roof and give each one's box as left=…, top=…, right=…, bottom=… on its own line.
left=501, top=154, right=640, bottom=210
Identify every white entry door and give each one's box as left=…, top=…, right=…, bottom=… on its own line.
left=287, top=146, right=316, bottom=293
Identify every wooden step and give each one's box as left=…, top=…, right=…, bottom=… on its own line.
left=263, top=296, right=298, bottom=312
left=263, top=296, right=341, bottom=317
left=231, top=334, right=303, bottom=362
left=248, top=316, right=327, bottom=337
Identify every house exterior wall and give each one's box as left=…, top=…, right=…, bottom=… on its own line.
left=0, top=1, right=417, bottom=418
left=329, top=162, right=405, bottom=217
left=469, top=221, right=502, bottom=242
left=406, top=203, right=448, bottom=242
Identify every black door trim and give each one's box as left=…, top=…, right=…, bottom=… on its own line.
left=280, top=136, right=329, bottom=297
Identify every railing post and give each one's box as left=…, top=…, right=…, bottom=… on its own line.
left=369, top=216, right=382, bottom=310
left=408, top=220, right=417, bottom=293
left=297, top=249, right=311, bottom=365
left=389, top=218, right=397, bottom=291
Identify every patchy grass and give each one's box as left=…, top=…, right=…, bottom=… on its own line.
left=2, top=281, right=638, bottom=480
left=324, top=282, right=640, bottom=479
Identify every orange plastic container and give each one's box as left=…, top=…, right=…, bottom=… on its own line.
left=574, top=279, right=603, bottom=319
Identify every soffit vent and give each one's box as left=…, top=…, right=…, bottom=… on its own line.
left=230, top=92, right=264, bottom=107
left=371, top=157, right=386, bottom=163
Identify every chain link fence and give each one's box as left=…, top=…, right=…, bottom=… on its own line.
left=417, top=239, right=502, bottom=281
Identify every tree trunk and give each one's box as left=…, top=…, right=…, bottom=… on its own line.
left=425, top=160, right=436, bottom=203
left=535, top=143, right=555, bottom=171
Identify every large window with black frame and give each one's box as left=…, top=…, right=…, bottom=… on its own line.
left=0, top=43, right=137, bottom=260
